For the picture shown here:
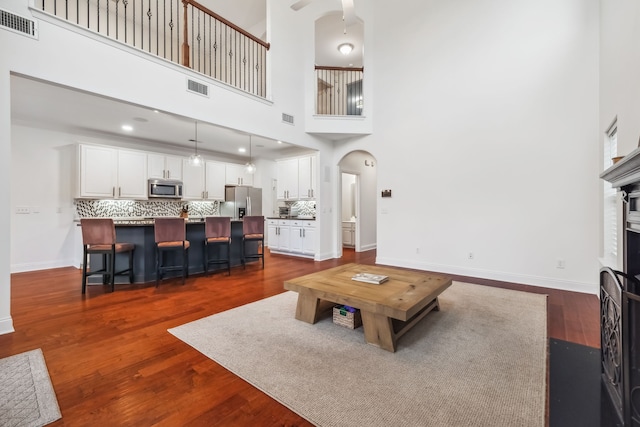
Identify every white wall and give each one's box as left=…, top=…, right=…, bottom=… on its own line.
left=10, top=125, right=77, bottom=272
left=333, top=0, right=601, bottom=293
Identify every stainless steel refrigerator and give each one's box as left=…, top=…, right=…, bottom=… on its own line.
left=221, top=186, right=262, bottom=219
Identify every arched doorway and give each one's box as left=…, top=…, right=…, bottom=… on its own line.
left=338, top=150, right=377, bottom=254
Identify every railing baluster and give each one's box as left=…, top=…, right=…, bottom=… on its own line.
left=41, top=0, right=270, bottom=98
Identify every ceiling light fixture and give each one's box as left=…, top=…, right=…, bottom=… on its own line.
left=121, top=124, right=133, bottom=132
left=245, top=135, right=256, bottom=174
left=338, top=43, right=354, bottom=55
left=188, top=120, right=203, bottom=167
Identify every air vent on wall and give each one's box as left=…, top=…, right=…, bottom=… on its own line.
left=0, top=8, right=38, bottom=39
left=282, top=113, right=294, bottom=125
left=187, top=78, right=209, bottom=97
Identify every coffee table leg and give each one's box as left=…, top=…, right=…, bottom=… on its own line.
left=294, top=292, right=321, bottom=324
left=360, top=311, right=396, bottom=352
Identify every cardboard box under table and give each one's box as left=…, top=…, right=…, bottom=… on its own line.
left=283, top=263, right=452, bottom=352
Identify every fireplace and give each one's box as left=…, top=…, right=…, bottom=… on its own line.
left=601, top=149, right=640, bottom=426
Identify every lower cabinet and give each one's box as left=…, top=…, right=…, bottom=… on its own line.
left=267, top=219, right=316, bottom=258
left=342, top=221, right=355, bottom=247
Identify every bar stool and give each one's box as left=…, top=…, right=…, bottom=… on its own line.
left=80, top=218, right=135, bottom=294
left=242, top=216, right=265, bottom=269
left=204, top=216, right=232, bottom=276
left=154, top=218, right=190, bottom=287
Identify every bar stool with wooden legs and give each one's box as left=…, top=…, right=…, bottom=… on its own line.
left=154, top=217, right=190, bottom=287
left=80, top=218, right=135, bottom=294
left=241, top=215, right=265, bottom=269
left=204, top=216, right=232, bottom=276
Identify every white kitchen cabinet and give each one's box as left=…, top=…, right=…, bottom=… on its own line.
left=205, top=161, right=226, bottom=200
left=183, top=159, right=226, bottom=200
left=277, top=155, right=317, bottom=200
left=78, top=144, right=147, bottom=199
left=225, top=163, right=253, bottom=186
left=182, top=160, right=206, bottom=199
left=290, top=220, right=316, bottom=255
left=301, top=220, right=316, bottom=255
left=298, top=155, right=317, bottom=199
left=342, top=221, right=355, bottom=247
left=148, top=154, right=183, bottom=180
left=267, top=219, right=291, bottom=251
left=276, top=158, right=299, bottom=200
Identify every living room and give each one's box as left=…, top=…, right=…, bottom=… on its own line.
left=0, top=0, right=637, bottom=425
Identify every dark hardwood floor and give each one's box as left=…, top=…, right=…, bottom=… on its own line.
left=0, top=249, right=600, bottom=426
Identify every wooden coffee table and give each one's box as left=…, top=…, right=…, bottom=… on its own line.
left=283, top=263, right=452, bottom=352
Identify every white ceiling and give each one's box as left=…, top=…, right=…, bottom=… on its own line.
left=9, top=1, right=363, bottom=161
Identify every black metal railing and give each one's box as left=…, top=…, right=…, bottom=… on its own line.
left=39, top=0, right=269, bottom=98
left=315, top=66, right=363, bottom=116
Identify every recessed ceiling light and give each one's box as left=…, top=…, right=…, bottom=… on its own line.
left=121, top=125, right=133, bottom=131
left=153, top=110, right=159, bottom=113
left=277, top=140, right=283, bottom=144
left=238, top=148, right=246, bottom=153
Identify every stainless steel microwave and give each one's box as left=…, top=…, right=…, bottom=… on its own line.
left=148, top=179, right=183, bottom=199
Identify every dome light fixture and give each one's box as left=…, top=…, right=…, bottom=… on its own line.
left=338, top=43, right=354, bottom=55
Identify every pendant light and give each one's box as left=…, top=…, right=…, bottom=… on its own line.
left=245, top=134, right=256, bottom=174
left=188, top=120, right=203, bottom=167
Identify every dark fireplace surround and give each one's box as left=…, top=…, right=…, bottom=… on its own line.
left=601, top=149, right=640, bottom=426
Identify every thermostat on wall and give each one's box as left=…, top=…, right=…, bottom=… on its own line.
left=381, top=190, right=392, bottom=198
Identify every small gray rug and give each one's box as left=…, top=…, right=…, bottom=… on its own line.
left=169, top=282, right=547, bottom=426
left=0, top=349, right=61, bottom=427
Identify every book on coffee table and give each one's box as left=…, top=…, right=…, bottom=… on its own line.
left=351, top=273, right=389, bottom=284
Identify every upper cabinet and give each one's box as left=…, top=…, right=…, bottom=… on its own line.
left=77, top=144, right=147, bottom=199
left=298, top=155, right=317, bottom=199
left=225, top=163, right=253, bottom=186
left=148, top=154, right=183, bottom=180
left=276, top=154, right=317, bottom=200
left=182, top=159, right=226, bottom=200
left=277, top=158, right=299, bottom=200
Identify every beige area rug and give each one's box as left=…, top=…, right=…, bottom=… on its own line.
left=169, top=282, right=547, bottom=426
left=0, top=348, right=61, bottom=427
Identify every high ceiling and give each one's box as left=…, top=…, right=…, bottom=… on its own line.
left=10, top=0, right=363, bottom=160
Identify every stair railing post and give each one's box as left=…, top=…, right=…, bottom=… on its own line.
left=181, top=0, right=190, bottom=67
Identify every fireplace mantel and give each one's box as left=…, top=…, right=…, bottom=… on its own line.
left=601, top=146, right=640, bottom=188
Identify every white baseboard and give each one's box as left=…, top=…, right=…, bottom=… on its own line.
left=358, top=243, right=377, bottom=252
left=0, top=316, right=15, bottom=335
left=10, top=260, right=76, bottom=274
left=375, top=256, right=598, bottom=295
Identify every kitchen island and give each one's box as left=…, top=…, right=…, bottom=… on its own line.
left=85, top=218, right=259, bottom=284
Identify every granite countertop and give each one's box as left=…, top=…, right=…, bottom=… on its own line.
left=76, top=217, right=245, bottom=226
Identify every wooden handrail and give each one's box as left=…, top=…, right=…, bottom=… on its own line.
left=315, top=65, right=364, bottom=72
left=182, top=0, right=270, bottom=50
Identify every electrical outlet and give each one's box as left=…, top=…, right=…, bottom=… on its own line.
left=15, top=207, right=29, bottom=214
left=468, top=252, right=474, bottom=260
left=556, top=259, right=565, bottom=269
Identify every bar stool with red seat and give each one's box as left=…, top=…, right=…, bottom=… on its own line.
left=241, top=215, right=265, bottom=269
left=204, top=216, right=232, bottom=276
left=80, top=218, right=135, bottom=294
left=154, top=217, right=190, bottom=287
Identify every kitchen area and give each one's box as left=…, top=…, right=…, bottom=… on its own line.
left=71, top=142, right=320, bottom=283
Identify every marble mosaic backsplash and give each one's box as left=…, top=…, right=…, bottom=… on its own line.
left=286, top=201, right=317, bottom=217
left=75, top=199, right=219, bottom=218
